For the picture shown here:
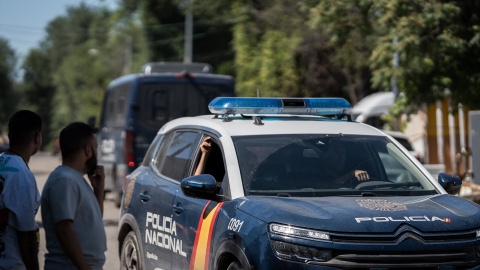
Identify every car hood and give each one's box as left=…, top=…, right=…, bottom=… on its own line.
left=236, top=195, right=480, bottom=233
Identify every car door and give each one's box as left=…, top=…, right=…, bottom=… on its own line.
left=171, top=134, right=227, bottom=269
left=140, top=130, right=201, bottom=269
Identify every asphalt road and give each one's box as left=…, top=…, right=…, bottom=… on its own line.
left=31, top=152, right=120, bottom=269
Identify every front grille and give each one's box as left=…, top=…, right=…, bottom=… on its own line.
left=319, top=225, right=480, bottom=269
left=315, top=248, right=480, bottom=269
left=330, top=224, right=477, bottom=244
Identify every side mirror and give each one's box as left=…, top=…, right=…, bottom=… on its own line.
left=438, top=173, right=462, bottom=195
left=181, top=174, right=218, bottom=201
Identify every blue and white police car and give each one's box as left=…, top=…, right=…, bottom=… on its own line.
left=118, top=97, right=480, bottom=270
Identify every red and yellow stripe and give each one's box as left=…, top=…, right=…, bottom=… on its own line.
left=189, top=201, right=224, bottom=270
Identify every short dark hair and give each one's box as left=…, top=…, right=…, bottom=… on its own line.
left=8, top=110, right=42, bottom=146
left=59, top=122, right=98, bottom=159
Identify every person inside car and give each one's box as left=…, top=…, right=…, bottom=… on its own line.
left=322, top=140, right=370, bottom=188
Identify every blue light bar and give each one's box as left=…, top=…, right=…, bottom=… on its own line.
left=208, top=97, right=351, bottom=116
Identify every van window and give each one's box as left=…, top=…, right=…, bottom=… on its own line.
left=104, top=82, right=131, bottom=129
left=150, top=91, right=168, bottom=122
left=185, top=84, right=227, bottom=115
left=139, top=81, right=231, bottom=129
left=140, top=83, right=181, bottom=128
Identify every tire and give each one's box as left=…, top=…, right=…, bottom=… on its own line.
left=226, top=261, right=243, bottom=270
left=120, top=231, right=142, bottom=270
left=115, top=188, right=123, bottom=208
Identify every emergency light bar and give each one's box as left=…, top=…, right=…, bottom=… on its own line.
left=208, top=97, right=351, bottom=116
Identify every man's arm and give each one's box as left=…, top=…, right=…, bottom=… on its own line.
left=17, top=230, right=39, bottom=270
left=88, top=165, right=105, bottom=216
left=195, top=137, right=212, bottom=176
left=335, top=170, right=370, bottom=186
left=55, top=219, right=91, bottom=270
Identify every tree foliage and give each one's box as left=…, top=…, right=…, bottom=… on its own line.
left=232, top=0, right=304, bottom=97
left=12, top=0, right=480, bottom=151
left=119, top=0, right=234, bottom=74
left=22, top=49, right=55, bottom=146
left=230, top=0, right=375, bottom=101
left=20, top=3, right=147, bottom=148
left=0, top=38, right=19, bottom=132
left=305, top=0, right=377, bottom=104
left=368, top=0, right=480, bottom=109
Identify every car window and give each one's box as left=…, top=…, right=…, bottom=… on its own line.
left=160, top=131, right=201, bottom=181
left=233, top=134, right=437, bottom=197
left=142, top=134, right=163, bottom=166
left=193, top=136, right=226, bottom=182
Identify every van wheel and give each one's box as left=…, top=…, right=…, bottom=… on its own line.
left=115, top=189, right=123, bottom=208
left=121, top=231, right=142, bottom=270
left=226, top=261, right=242, bottom=270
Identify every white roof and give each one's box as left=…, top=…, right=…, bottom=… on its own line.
left=158, top=115, right=386, bottom=137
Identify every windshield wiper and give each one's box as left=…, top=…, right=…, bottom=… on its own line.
left=277, top=193, right=291, bottom=197
left=361, top=192, right=376, bottom=196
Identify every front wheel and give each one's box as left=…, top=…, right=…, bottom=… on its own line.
left=226, top=261, right=243, bottom=270
left=121, top=231, right=142, bottom=270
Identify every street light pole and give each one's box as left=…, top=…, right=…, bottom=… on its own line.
left=124, top=34, right=132, bottom=74
left=184, top=0, right=193, bottom=63
left=110, top=31, right=133, bottom=74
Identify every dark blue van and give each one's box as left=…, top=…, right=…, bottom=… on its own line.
left=98, top=62, right=235, bottom=205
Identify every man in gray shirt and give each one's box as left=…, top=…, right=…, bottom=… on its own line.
left=41, top=122, right=106, bottom=269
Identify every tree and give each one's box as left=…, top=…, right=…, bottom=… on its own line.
left=369, top=0, right=480, bottom=110
left=305, top=0, right=378, bottom=104
left=231, top=0, right=306, bottom=97
left=22, top=3, right=139, bottom=147
left=22, top=49, right=56, bottom=149
left=230, top=0, right=373, bottom=100
left=0, top=38, right=19, bottom=131
left=119, top=0, right=235, bottom=74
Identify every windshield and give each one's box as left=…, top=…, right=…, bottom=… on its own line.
left=233, top=134, right=438, bottom=197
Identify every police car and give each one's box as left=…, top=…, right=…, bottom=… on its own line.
left=118, top=97, right=480, bottom=270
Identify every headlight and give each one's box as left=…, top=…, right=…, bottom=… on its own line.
left=270, top=240, right=332, bottom=262
left=477, top=230, right=480, bottom=239
left=269, top=223, right=330, bottom=241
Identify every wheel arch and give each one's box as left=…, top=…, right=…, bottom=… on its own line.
left=214, top=240, right=252, bottom=270
left=117, top=213, right=143, bottom=258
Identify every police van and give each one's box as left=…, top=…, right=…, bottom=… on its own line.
left=97, top=62, right=234, bottom=206
left=118, top=97, right=480, bottom=269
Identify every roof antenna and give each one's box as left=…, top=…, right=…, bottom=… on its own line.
left=257, top=88, right=260, bottom=98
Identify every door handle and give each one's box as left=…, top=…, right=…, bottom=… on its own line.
left=173, top=204, right=183, bottom=214
left=139, top=193, right=150, bottom=202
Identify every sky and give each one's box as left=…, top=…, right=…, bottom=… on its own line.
left=0, top=0, right=119, bottom=61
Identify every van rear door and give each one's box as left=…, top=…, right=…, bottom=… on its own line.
left=134, top=75, right=234, bottom=164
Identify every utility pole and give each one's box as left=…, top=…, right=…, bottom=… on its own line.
left=110, top=31, right=132, bottom=74
left=183, top=0, right=193, bottom=63
left=124, top=34, right=133, bottom=74
left=391, top=36, right=399, bottom=100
